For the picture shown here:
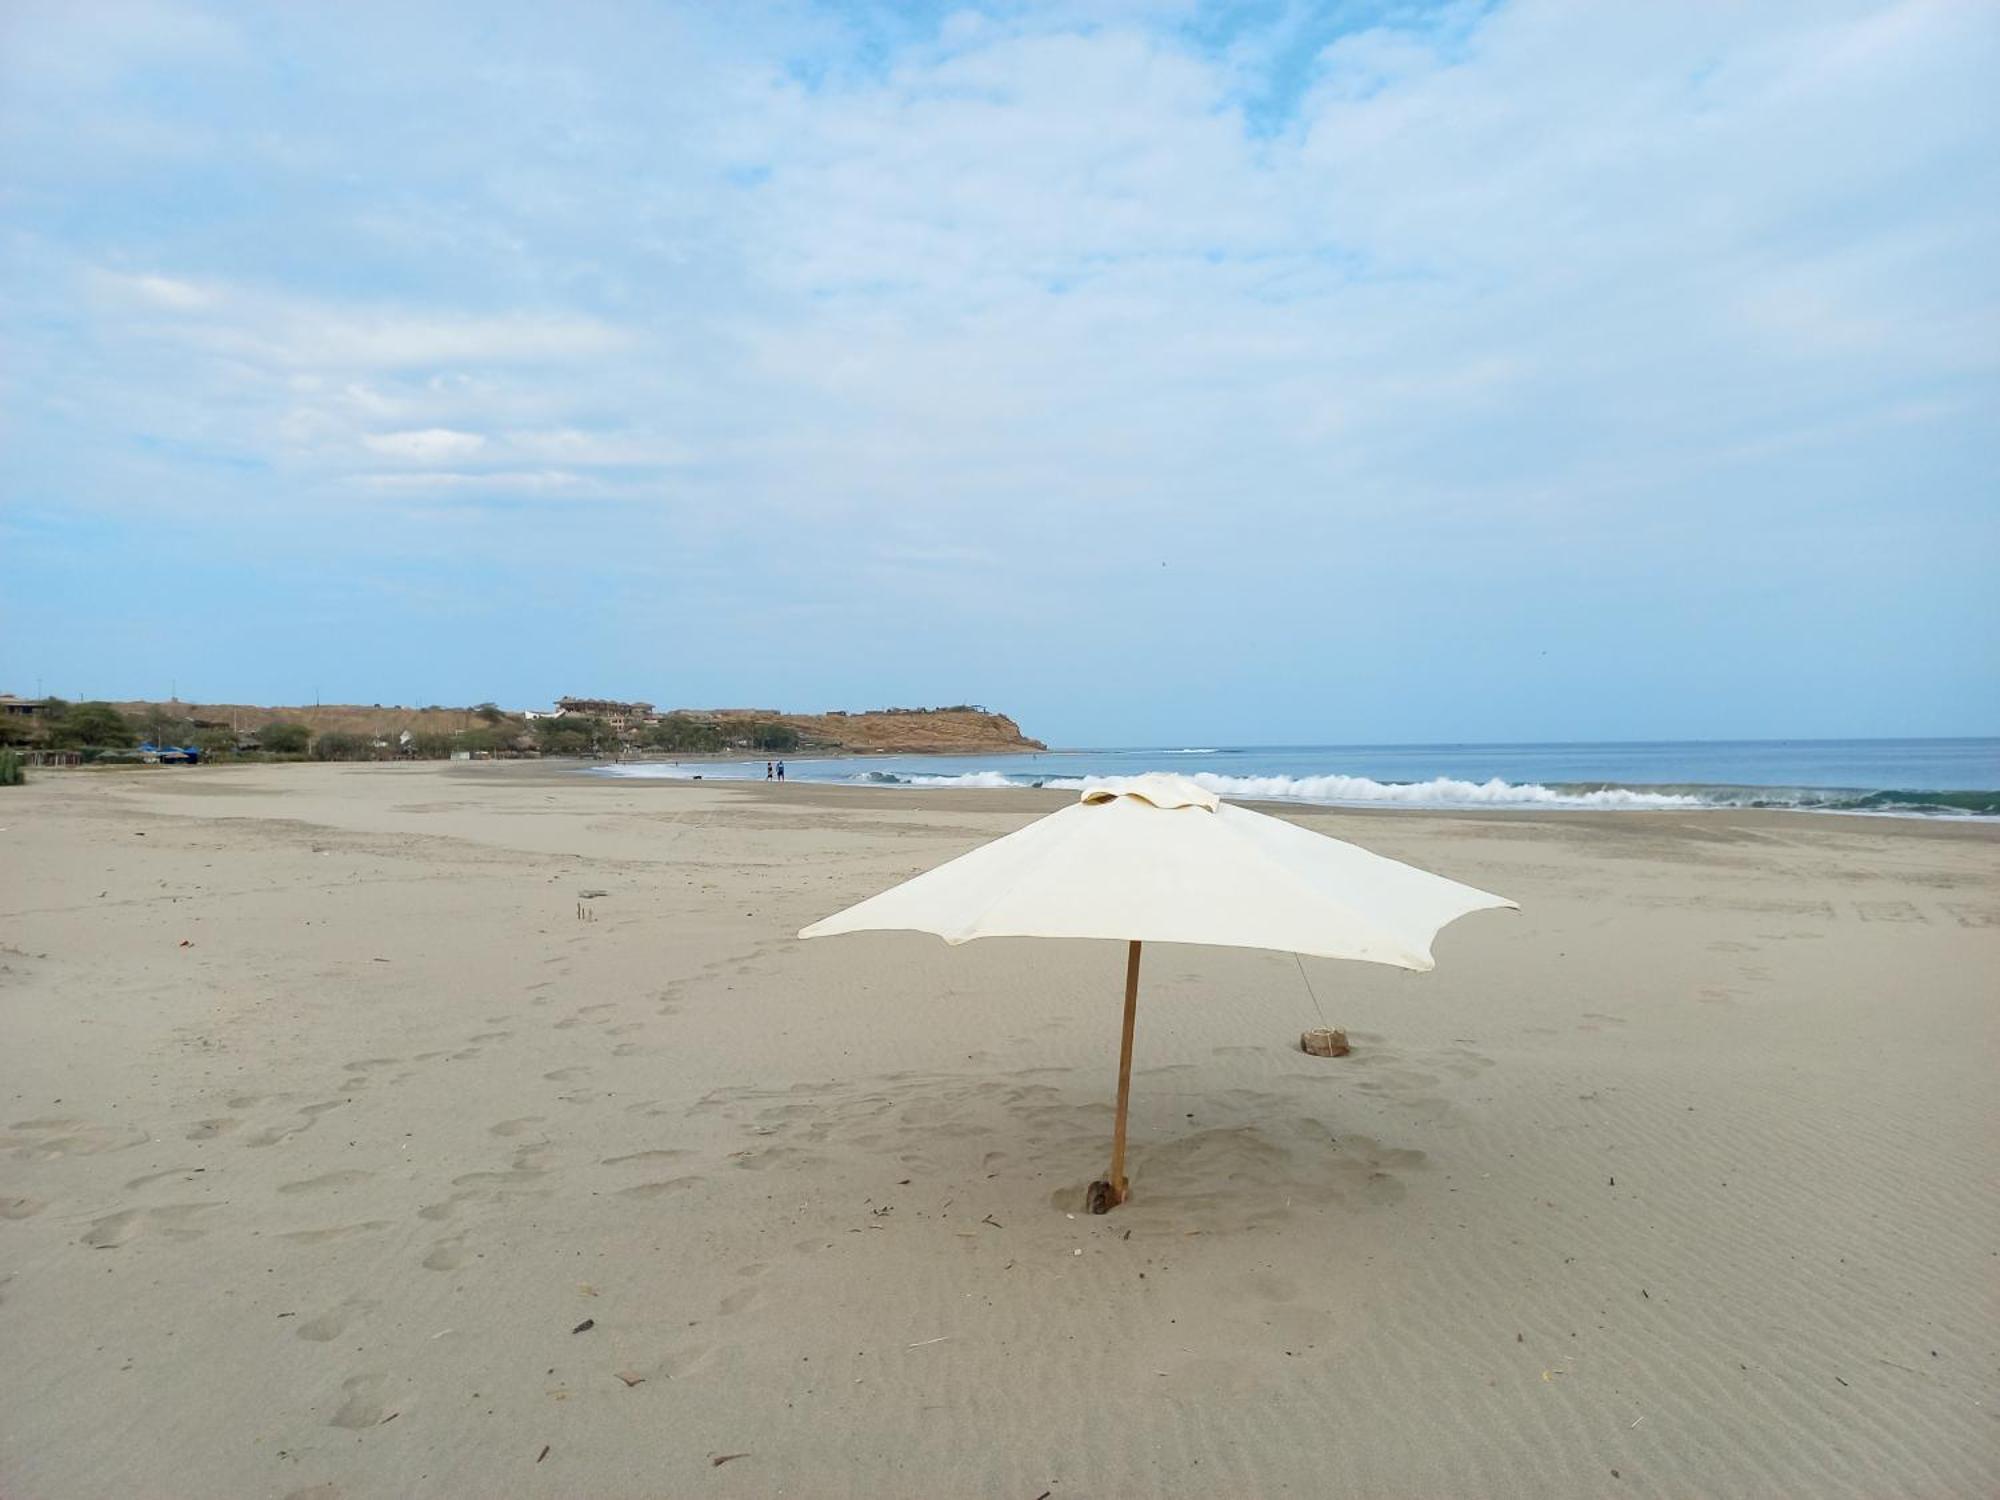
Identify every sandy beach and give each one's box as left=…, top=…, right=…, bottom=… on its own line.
left=2, top=761, right=1995, bottom=1498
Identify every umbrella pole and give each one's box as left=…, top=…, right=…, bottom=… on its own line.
left=1101, top=939, right=1143, bottom=1209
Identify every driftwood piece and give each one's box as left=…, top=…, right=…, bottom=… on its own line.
left=1300, top=1027, right=1350, bottom=1058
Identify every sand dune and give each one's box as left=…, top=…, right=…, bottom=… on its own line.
left=1, top=763, right=1995, bottom=1497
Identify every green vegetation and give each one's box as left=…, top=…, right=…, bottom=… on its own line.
left=140, top=706, right=196, bottom=746
left=45, top=701, right=137, bottom=749
left=193, top=727, right=240, bottom=759
left=749, top=722, right=800, bottom=752
left=534, top=716, right=612, bottom=756
left=644, top=714, right=725, bottom=753
left=259, top=721, right=312, bottom=756
left=309, top=731, right=376, bottom=761
left=0, top=748, right=23, bottom=786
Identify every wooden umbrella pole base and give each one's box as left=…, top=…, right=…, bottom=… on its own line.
left=1088, top=940, right=1144, bottom=1214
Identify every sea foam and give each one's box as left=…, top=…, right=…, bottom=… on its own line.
left=1068, top=772, right=1707, bottom=810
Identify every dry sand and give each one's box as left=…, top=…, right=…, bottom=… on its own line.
left=1, top=762, right=1995, bottom=1498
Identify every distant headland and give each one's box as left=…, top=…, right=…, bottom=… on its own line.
left=0, top=692, right=1043, bottom=763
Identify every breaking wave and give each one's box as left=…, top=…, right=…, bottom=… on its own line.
left=831, top=770, right=1999, bottom=815
left=591, top=760, right=1998, bottom=816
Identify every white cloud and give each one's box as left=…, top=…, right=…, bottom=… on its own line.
left=10, top=0, right=1995, bottom=635
left=352, top=469, right=585, bottom=494
left=360, top=428, right=487, bottom=462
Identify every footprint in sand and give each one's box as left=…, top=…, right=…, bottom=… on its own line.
left=657, top=1343, right=716, bottom=1378
left=242, top=1123, right=309, bottom=1148
left=451, top=1167, right=548, bottom=1190
left=4, top=1120, right=149, bottom=1161
left=1236, top=1271, right=1300, bottom=1304
left=489, top=1116, right=545, bottom=1138
left=82, top=1203, right=218, bottom=1248
left=342, top=1059, right=400, bottom=1075
left=618, top=1177, right=701, bottom=1199
left=543, top=1067, right=591, bottom=1083
left=297, top=1298, right=378, bottom=1342
left=422, top=1238, right=470, bottom=1271
left=184, top=1118, right=240, bottom=1141
left=417, top=1190, right=480, bottom=1222
left=603, top=1150, right=691, bottom=1168
left=330, top=1372, right=392, bottom=1429
left=279, top=1170, right=373, bottom=1195
left=2, top=1197, right=47, bottom=1220
left=717, top=1285, right=764, bottom=1316
left=124, top=1166, right=209, bottom=1191
left=281, top=1221, right=391, bottom=1245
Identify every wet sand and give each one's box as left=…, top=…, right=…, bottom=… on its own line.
left=2, top=762, right=1996, bottom=1498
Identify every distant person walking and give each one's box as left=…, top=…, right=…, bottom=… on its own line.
left=776, top=760, right=785, bottom=781
left=766, top=761, right=774, bottom=780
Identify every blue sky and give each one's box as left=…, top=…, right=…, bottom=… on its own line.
left=2, top=0, right=1995, bottom=746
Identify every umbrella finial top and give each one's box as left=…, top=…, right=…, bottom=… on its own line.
left=1078, top=773, right=1219, bottom=812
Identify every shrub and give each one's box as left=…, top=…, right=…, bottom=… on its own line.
left=0, top=748, right=23, bottom=786
left=535, top=716, right=609, bottom=755
left=750, top=722, right=799, bottom=752
left=259, top=721, right=312, bottom=756
left=310, top=732, right=375, bottom=761
left=645, top=714, right=725, bottom=753
left=45, top=701, right=136, bottom=749
left=140, top=707, right=196, bottom=746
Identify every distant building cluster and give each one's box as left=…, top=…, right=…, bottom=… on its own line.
left=533, top=697, right=658, bottom=734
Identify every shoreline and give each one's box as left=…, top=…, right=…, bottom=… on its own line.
left=541, top=758, right=2000, bottom=831
left=34, top=753, right=2000, bottom=826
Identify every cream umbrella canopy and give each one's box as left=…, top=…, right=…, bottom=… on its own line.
left=800, top=773, right=1515, bottom=1211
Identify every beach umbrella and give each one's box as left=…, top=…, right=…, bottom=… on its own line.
left=800, top=773, right=1515, bottom=1212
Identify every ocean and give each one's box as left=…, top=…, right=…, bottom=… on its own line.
left=593, top=738, right=2000, bottom=817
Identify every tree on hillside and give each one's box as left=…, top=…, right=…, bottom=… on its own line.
left=46, top=702, right=136, bottom=749
left=750, top=722, right=799, bottom=752
left=141, top=706, right=195, bottom=746
left=473, top=702, right=505, bottom=725
left=644, top=714, right=724, bottom=753
left=260, top=721, right=311, bottom=756
left=310, top=732, right=374, bottom=761
left=534, top=716, right=609, bottom=756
